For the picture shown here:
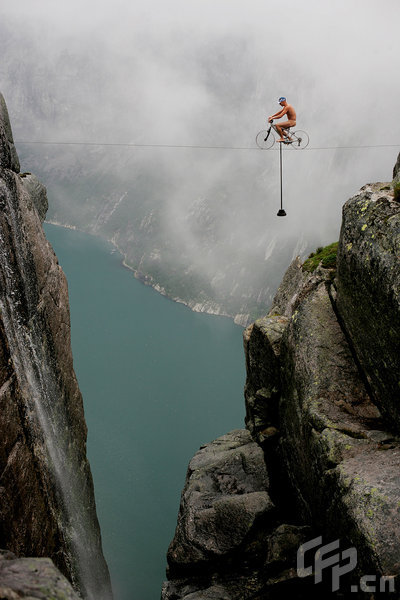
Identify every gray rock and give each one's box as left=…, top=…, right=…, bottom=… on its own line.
left=161, top=580, right=203, bottom=600
left=162, top=580, right=235, bottom=600
left=336, top=183, right=400, bottom=430
left=20, top=172, right=48, bottom=222
left=162, top=519, right=316, bottom=599
left=267, top=524, right=312, bottom=570
left=182, top=586, right=233, bottom=600
left=268, top=257, right=306, bottom=318
left=365, top=429, right=396, bottom=444
left=393, top=151, right=400, bottom=183
left=243, top=316, right=288, bottom=441
left=279, top=276, right=400, bottom=578
left=0, top=551, right=79, bottom=599
left=0, top=95, right=112, bottom=598
left=0, top=93, right=20, bottom=172
left=167, top=430, right=274, bottom=572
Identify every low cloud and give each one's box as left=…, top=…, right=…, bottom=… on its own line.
left=1, top=0, right=399, bottom=310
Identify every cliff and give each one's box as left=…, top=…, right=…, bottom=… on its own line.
left=0, top=93, right=113, bottom=598
left=162, top=155, right=400, bottom=598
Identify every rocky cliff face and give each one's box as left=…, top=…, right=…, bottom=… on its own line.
left=0, top=93, right=112, bottom=598
left=393, top=154, right=400, bottom=184
left=336, top=183, right=400, bottom=427
left=163, top=155, right=400, bottom=598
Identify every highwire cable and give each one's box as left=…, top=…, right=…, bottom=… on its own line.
left=15, top=140, right=400, bottom=151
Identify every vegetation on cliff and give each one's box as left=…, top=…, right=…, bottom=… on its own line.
left=302, top=241, right=338, bottom=273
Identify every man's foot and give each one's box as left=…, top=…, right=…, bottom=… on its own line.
left=277, top=138, right=285, bottom=142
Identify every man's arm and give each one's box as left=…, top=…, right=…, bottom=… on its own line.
left=268, top=106, right=288, bottom=122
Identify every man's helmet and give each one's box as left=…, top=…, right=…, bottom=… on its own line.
left=278, top=97, right=286, bottom=102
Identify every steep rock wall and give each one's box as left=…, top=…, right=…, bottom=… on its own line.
left=245, top=159, right=400, bottom=591
left=393, top=154, right=400, bottom=184
left=0, top=93, right=112, bottom=599
left=162, top=430, right=312, bottom=600
left=163, top=153, right=400, bottom=598
left=336, top=183, right=400, bottom=429
left=0, top=94, right=20, bottom=172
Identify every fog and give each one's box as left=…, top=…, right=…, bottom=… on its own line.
left=1, top=2, right=399, bottom=597
left=1, top=0, right=399, bottom=314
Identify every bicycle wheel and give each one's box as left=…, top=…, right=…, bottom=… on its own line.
left=256, top=129, right=275, bottom=149
left=291, top=130, right=309, bottom=149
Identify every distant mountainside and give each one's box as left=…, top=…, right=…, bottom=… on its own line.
left=0, top=19, right=334, bottom=325
left=15, top=133, right=313, bottom=325
left=19, top=141, right=309, bottom=326
left=1, top=9, right=395, bottom=326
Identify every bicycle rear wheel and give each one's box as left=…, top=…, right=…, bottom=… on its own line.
left=292, top=130, right=309, bottom=149
left=256, top=129, right=275, bottom=149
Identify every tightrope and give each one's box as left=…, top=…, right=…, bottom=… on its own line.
left=15, top=140, right=400, bottom=151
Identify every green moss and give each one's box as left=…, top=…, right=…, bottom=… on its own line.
left=360, top=200, right=370, bottom=212
left=394, top=182, right=400, bottom=202
left=302, top=242, right=339, bottom=273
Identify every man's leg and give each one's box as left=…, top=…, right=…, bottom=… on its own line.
left=275, top=123, right=285, bottom=141
left=276, top=121, right=295, bottom=142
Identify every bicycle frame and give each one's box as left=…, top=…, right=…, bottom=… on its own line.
left=271, top=121, right=297, bottom=144
left=257, top=119, right=308, bottom=149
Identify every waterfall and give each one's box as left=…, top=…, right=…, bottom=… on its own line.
left=0, top=172, right=113, bottom=599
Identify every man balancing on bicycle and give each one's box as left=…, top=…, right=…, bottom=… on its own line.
left=268, top=97, right=296, bottom=143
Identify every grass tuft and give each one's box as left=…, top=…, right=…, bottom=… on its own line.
left=302, top=242, right=339, bottom=273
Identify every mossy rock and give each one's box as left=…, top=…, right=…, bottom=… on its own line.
left=302, top=242, right=339, bottom=273
left=394, top=182, right=400, bottom=202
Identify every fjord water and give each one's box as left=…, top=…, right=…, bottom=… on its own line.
left=44, top=224, right=246, bottom=600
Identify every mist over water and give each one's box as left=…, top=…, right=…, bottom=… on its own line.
left=1, top=1, right=399, bottom=268
left=44, top=223, right=246, bottom=599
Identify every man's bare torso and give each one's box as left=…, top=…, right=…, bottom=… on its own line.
left=286, top=104, right=296, bottom=121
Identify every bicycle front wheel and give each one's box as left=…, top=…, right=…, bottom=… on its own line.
left=256, top=129, right=275, bottom=149
left=292, top=130, right=309, bottom=149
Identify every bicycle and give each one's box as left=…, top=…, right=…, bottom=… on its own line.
left=256, top=120, right=309, bottom=150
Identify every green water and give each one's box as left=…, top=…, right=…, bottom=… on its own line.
left=44, top=224, right=246, bottom=600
